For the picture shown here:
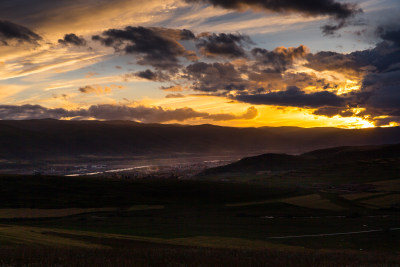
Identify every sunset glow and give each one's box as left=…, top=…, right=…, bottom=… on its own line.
left=0, top=0, right=399, bottom=128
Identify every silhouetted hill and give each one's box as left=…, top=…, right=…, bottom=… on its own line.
left=200, top=144, right=400, bottom=175
left=302, top=144, right=400, bottom=160
left=0, top=119, right=399, bottom=160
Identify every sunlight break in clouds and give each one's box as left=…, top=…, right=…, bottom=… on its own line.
left=0, top=0, right=399, bottom=128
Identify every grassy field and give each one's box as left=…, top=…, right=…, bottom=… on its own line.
left=372, top=179, right=400, bottom=191
left=0, top=208, right=117, bottom=219
left=226, top=194, right=346, bottom=210
left=279, top=194, right=346, bottom=210
left=0, top=172, right=399, bottom=266
left=1, top=245, right=398, bottom=267
left=0, top=224, right=399, bottom=266
left=359, top=194, right=400, bottom=209
left=341, top=192, right=385, bottom=201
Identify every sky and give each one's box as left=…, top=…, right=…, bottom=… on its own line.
left=0, top=0, right=399, bottom=128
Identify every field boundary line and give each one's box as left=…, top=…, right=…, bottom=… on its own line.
left=268, top=227, right=400, bottom=239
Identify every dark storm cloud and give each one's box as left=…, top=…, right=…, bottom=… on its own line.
left=0, top=104, right=257, bottom=122
left=185, top=0, right=361, bottom=34
left=179, top=44, right=341, bottom=95
left=243, top=69, right=338, bottom=94
left=283, top=72, right=338, bottom=90
left=0, top=20, right=41, bottom=45
left=136, top=69, right=158, bottom=80
left=251, top=45, right=308, bottom=72
left=359, top=70, right=400, bottom=121
left=92, top=26, right=197, bottom=71
left=351, top=42, right=400, bottom=73
left=58, top=33, right=86, bottom=46
left=367, top=85, right=400, bottom=110
left=362, top=70, right=400, bottom=96
left=307, top=41, right=400, bottom=75
left=246, top=68, right=283, bottom=83
left=151, top=27, right=196, bottom=41
left=0, top=0, right=166, bottom=32
left=133, top=69, right=171, bottom=82
left=183, top=62, right=247, bottom=92
left=196, top=33, right=252, bottom=58
left=185, top=0, right=359, bottom=19
left=306, top=50, right=361, bottom=76
left=378, top=26, right=400, bottom=47
left=235, top=86, right=346, bottom=108
left=321, top=20, right=346, bottom=36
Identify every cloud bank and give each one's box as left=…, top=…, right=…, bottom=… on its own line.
left=185, top=0, right=362, bottom=34
left=0, top=20, right=41, bottom=45
left=0, top=104, right=257, bottom=123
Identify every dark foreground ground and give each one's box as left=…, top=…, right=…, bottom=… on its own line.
left=1, top=245, right=398, bottom=267
left=0, top=175, right=399, bottom=266
left=0, top=144, right=399, bottom=266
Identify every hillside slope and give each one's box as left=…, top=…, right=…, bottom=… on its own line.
left=200, top=144, right=400, bottom=175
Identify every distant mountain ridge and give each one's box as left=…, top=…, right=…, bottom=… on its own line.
left=0, top=119, right=399, bottom=160
left=200, top=143, right=400, bottom=175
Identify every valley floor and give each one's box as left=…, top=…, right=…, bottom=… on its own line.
left=0, top=153, right=399, bottom=266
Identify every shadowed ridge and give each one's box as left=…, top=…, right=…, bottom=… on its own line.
left=200, top=143, right=400, bottom=175
left=0, top=120, right=399, bottom=160
left=200, top=153, right=310, bottom=174
left=302, top=143, right=400, bottom=160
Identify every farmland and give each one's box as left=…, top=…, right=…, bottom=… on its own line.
left=0, top=173, right=399, bottom=266
left=0, top=144, right=399, bottom=266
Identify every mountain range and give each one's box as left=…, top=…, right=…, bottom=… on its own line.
left=0, top=119, right=399, bottom=161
